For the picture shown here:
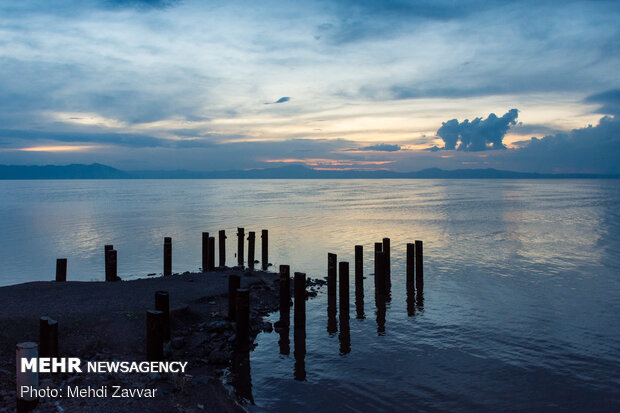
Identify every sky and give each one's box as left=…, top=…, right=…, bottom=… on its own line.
left=0, top=0, right=619, bottom=173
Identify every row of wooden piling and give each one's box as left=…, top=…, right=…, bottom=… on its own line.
left=55, top=228, right=270, bottom=282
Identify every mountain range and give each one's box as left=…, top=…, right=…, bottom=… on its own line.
left=0, top=163, right=617, bottom=179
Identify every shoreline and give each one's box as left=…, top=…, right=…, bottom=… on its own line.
left=0, top=269, right=286, bottom=412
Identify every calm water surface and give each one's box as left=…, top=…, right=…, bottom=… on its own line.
left=1, top=179, right=619, bottom=412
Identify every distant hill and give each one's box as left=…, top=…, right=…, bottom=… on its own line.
left=0, top=163, right=130, bottom=179
left=0, top=163, right=617, bottom=179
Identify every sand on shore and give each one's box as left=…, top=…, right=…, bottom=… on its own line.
left=0, top=269, right=281, bottom=412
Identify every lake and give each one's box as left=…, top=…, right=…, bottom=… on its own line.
left=1, top=179, right=619, bottom=411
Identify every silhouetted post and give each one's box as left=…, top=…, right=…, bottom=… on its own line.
left=146, top=310, right=164, bottom=361
left=375, top=251, right=386, bottom=297
left=48, top=319, right=58, bottom=357
left=40, top=317, right=59, bottom=359
left=219, top=230, right=226, bottom=267
left=383, top=238, right=391, bottom=293
left=16, top=342, right=38, bottom=413
left=415, top=240, right=423, bottom=293
left=261, top=229, right=268, bottom=270
left=202, top=232, right=209, bottom=272
left=228, top=275, right=241, bottom=320
left=104, top=245, right=113, bottom=281
left=374, top=242, right=382, bottom=279
left=55, top=258, right=67, bottom=282
left=106, top=249, right=118, bottom=281
left=104, top=245, right=116, bottom=282
left=247, top=231, right=255, bottom=270
left=328, top=253, right=337, bottom=301
left=339, top=262, right=349, bottom=316
left=279, top=265, right=291, bottom=326
left=354, top=245, right=363, bottom=318
left=39, top=317, right=50, bottom=358
left=155, top=291, right=170, bottom=341
left=208, top=237, right=215, bottom=270
left=163, top=237, right=172, bottom=276
left=235, top=289, right=250, bottom=351
left=407, top=243, right=415, bottom=297
left=327, top=253, right=337, bottom=333
left=237, top=228, right=245, bottom=267
left=231, top=350, right=254, bottom=403
left=339, top=261, right=351, bottom=352
left=294, top=272, right=306, bottom=329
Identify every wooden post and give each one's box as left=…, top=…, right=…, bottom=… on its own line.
left=415, top=240, right=423, bottom=293
left=104, top=245, right=113, bottom=281
left=235, top=289, right=250, bottom=351
left=55, top=258, right=67, bottom=282
left=237, top=228, right=245, bottom=267
left=208, top=237, right=215, bottom=270
left=374, top=242, right=382, bottom=293
left=219, top=230, right=226, bottom=267
left=261, top=229, right=268, bottom=270
left=104, top=245, right=119, bottom=281
left=354, top=245, right=363, bottom=318
left=382, top=237, right=391, bottom=292
left=247, top=231, right=255, bottom=270
left=339, top=262, right=349, bottom=316
left=163, top=237, right=172, bottom=276
left=39, top=317, right=50, bottom=358
left=279, top=265, right=290, bottom=326
left=155, top=291, right=170, bottom=341
left=228, top=275, right=241, bottom=320
left=327, top=253, right=337, bottom=301
left=106, top=249, right=118, bottom=282
left=40, top=317, right=59, bottom=358
left=202, top=232, right=209, bottom=272
left=407, top=243, right=415, bottom=297
left=374, top=242, right=382, bottom=277
left=375, top=251, right=386, bottom=297
left=16, top=342, right=39, bottom=413
left=146, top=310, right=164, bottom=361
left=47, top=319, right=58, bottom=358
left=327, top=253, right=337, bottom=333
left=294, top=272, right=306, bottom=329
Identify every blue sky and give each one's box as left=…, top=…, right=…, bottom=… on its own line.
left=0, top=0, right=619, bottom=173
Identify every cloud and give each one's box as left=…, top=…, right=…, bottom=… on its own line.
left=585, top=89, right=620, bottom=115
left=507, top=113, right=620, bottom=173
left=354, top=143, right=401, bottom=152
left=0, top=129, right=214, bottom=149
left=436, top=109, right=518, bottom=151
left=265, top=97, right=291, bottom=105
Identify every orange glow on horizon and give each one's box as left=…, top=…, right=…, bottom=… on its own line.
left=264, top=158, right=393, bottom=167
left=18, top=145, right=101, bottom=152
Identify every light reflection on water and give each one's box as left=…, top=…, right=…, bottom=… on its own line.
left=1, top=179, right=619, bottom=411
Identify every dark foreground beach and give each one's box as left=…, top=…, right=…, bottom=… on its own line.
left=0, top=269, right=288, bottom=412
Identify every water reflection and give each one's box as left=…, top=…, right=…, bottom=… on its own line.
left=355, top=286, right=365, bottom=319
left=416, top=290, right=424, bottom=312
left=277, top=326, right=290, bottom=356
left=327, top=298, right=338, bottom=335
left=339, top=311, right=351, bottom=355
left=294, top=327, right=306, bottom=381
left=375, top=292, right=386, bottom=335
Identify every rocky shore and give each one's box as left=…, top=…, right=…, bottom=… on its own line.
left=0, top=269, right=288, bottom=412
